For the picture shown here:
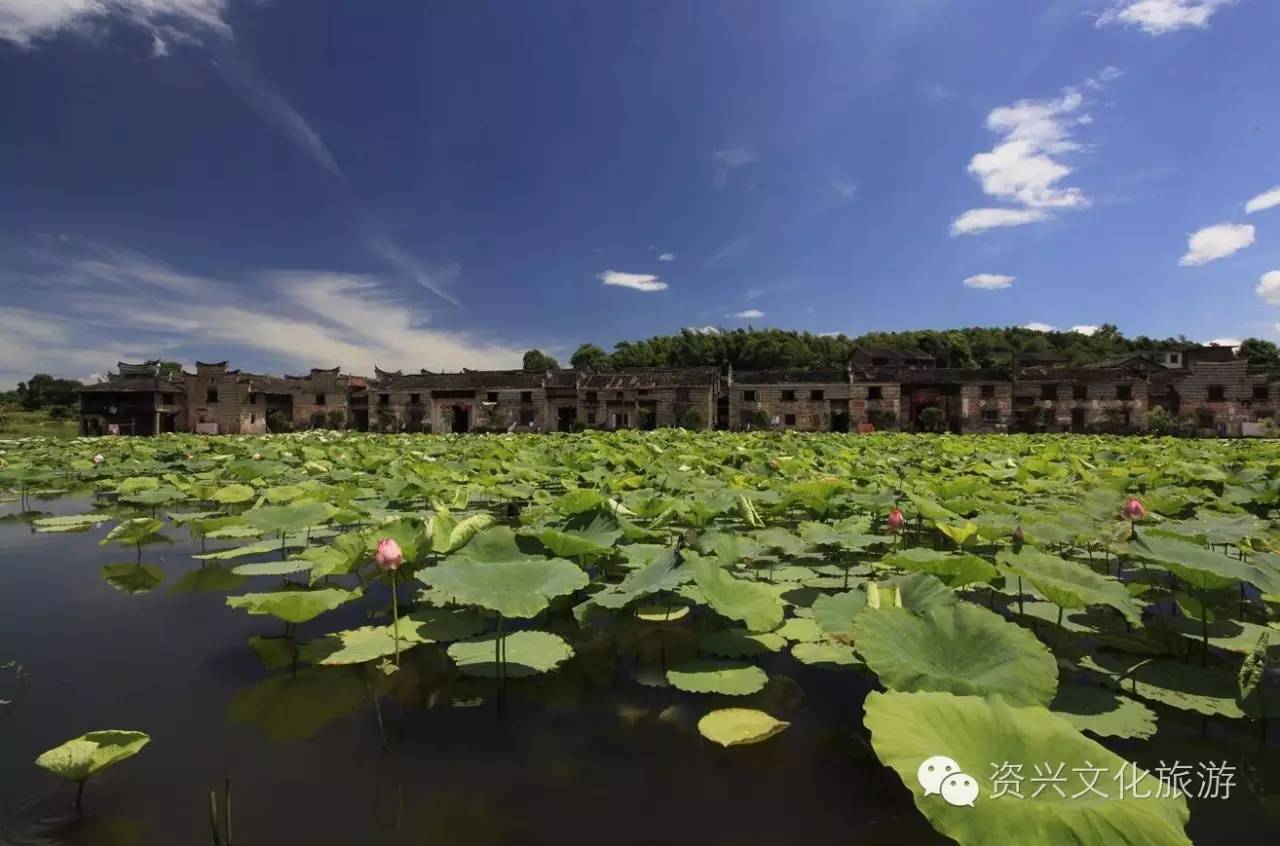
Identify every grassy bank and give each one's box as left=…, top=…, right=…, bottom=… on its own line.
left=0, top=407, right=79, bottom=439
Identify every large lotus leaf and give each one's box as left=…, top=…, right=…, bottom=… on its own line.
left=1159, top=616, right=1280, bottom=655
left=430, top=511, right=494, bottom=554
left=309, top=624, right=430, bottom=666
left=301, top=532, right=367, bottom=583
left=210, top=484, right=256, bottom=504
left=879, top=548, right=997, bottom=587
left=752, top=527, right=809, bottom=556
left=798, top=521, right=884, bottom=551
left=101, top=563, right=163, bottom=594
left=699, top=628, right=787, bottom=657
left=690, top=551, right=784, bottom=633
left=791, top=640, right=861, bottom=667
left=774, top=616, right=825, bottom=642
left=232, top=560, right=312, bottom=577
left=852, top=603, right=1058, bottom=706
left=447, top=630, right=574, bottom=678
left=591, top=547, right=685, bottom=609
left=667, top=660, right=768, bottom=695
left=405, top=607, right=488, bottom=642
left=100, top=518, right=164, bottom=547
left=33, top=513, right=114, bottom=533
left=243, top=501, right=335, bottom=535
left=116, top=477, right=158, bottom=496
left=420, top=557, right=587, bottom=618
left=864, top=691, right=1191, bottom=846
left=1158, top=512, right=1270, bottom=545
left=998, top=546, right=1140, bottom=623
left=1050, top=682, right=1158, bottom=740
left=35, top=731, right=150, bottom=782
left=882, top=572, right=959, bottom=611
left=1129, top=530, right=1257, bottom=591
left=225, top=587, right=361, bottom=624
left=534, top=511, right=622, bottom=560
left=228, top=666, right=366, bottom=741
left=811, top=590, right=868, bottom=642
left=193, top=536, right=309, bottom=561
left=450, top=525, right=545, bottom=563
left=697, top=708, right=789, bottom=747
left=1078, top=653, right=1248, bottom=718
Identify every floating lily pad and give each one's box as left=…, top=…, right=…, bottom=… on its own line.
left=225, top=587, right=361, bottom=624
left=700, top=628, right=787, bottom=657
left=791, top=640, right=861, bottom=668
left=666, top=660, right=768, bottom=695
left=697, top=708, right=789, bottom=747
left=635, top=602, right=690, bottom=622
left=447, top=630, right=574, bottom=678
left=420, top=557, right=588, bottom=618
left=33, top=513, right=113, bottom=533
left=231, top=560, right=312, bottom=577
left=35, top=730, right=150, bottom=782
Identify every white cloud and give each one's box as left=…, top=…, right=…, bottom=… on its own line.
left=657, top=252, right=676, bottom=262
left=1069, top=324, right=1100, bottom=336
left=0, top=243, right=525, bottom=385
left=744, top=287, right=765, bottom=300
left=1256, top=271, right=1280, bottom=305
left=1245, top=186, right=1280, bottom=214
left=1205, top=337, right=1242, bottom=348
left=598, top=270, right=668, bottom=292
left=727, top=309, right=765, bottom=320
left=1179, top=222, right=1255, bottom=266
left=1097, top=1, right=1236, bottom=36
left=950, top=207, right=1050, bottom=235
left=0, top=0, right=230, bottom=49
left=686, top=326, right=720, bottom=335
left=1024, top=322, right=1056, bottom=332
left=712, top=148, right=757, bottom=186
left=952, top=72, right=1117, bottom=236
left=963, top=273, right=1014, bottom=290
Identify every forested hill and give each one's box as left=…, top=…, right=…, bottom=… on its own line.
left=563, top=326, right=1280, bottom=372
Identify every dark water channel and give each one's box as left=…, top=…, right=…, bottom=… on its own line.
left=1, top=497, right=1277, bottom=845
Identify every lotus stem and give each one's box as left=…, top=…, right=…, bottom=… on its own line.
left=1200, top=588, right=1208, bottom=667
left=209, top=788, right=220, bottom=844
left=75, top=779, right=86, bottom=816
left=391, top=572, right=400, bottom=667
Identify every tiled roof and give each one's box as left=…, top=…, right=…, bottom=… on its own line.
left=735, top=369, right=849, bottom=384
left=580, top=368, right=719, bottom=389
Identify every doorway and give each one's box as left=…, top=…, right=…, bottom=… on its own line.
left=557, top=406, right=576, bottom=433
left=450, top=405, right=470, bottom=433
left=1071, top=408, right=1085, bottom=432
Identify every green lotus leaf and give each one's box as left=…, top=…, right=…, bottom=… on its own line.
left=690, top=551, right=784, bottom=633
left=634, top=602, right=690, bottom=622
left=228, top=666, right=366, bottom=741
left=998, top=546, right=1140, bottom=623
left=1078, top=653, right=1248, bottom=718
left=116, top=477, right=158, bottom=496
left=811, top=590, right=868, bottom=641
left=852, top=602, right=1058, bottom=706
left=882, top=572, right=959, bottom=611
left=101, top=563, right=164, bottom=594
left=700, top=628, right=787, bottom=657
left=242, top=501, right=336, bottom=535
left=429, top=511, right=494, bottom=554
left=534, top=511, right=622, bottom=560
left=864, top=691, right=1191, bottom=846
left=798, top=521, right=883, bottom=551
left=697, top=708, right=789, bottom=747
left=667, top=660, right=768, bottom=695
left=100, top=518, right=164, bottom=547
left=419, top=556, right=587, bottom=618
left=447, top=630, right=574, bottom=678
left=450, top=525, right=545, bottom=563
left=1159, top=616, right=1280, bottom=655
left=592, top=547, right=685, bottom=609
left=774, top=616, right=825, bottom=642
left=35, top=731, right=151, bottom=782
left=879, top=547, right=997, bottom=587
left=310, top=623, right=430, bottom=666
left=1129, top=530, right=1259, bottom=591
left=300, top=532, right=368, bottom=583
left=752, top=526, right=808, bottom=556
left=1050, top=682, right=1158, bottom=740
left=231, top=560, right=312, bottom=577
left=210, top=484, right=256, bottom=504
left=193, top=536, right=307, bottom=560
left=225, top=586, right=362, bottom=624
left=405, top=607, right=488, bottom=641
left=33, top=513, right=113, bottom=533
left=791, top=640, right=861, bottom=668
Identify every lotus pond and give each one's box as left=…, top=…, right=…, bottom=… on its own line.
left=2, top=431, right=1279, bottom=845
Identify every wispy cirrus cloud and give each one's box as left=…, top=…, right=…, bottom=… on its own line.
left=0, top=0, right=230, bottom=50
left=951, top=69, right=1119, bottom=236
left=727, top=309, right=765, bottom=320
left=712, top=147, right=757, bottom=187
left=1245, top=186, right=1280, bottom=215
left=1096, top=1, right=1237, bottom=36
left=657, top=252, right=676, bottom=262
left=1179, top=222, right=1255, bottom=266
left=597, top=270, right=668, bottom=292
left=962, top=273, right=1014, bottom=290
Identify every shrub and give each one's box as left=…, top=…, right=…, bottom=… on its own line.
left=326, top=409, right=346, bottom=429
left=266, top=409, right=292, bottom=433
left=671, top=404, right=704, bottom=430
left=916, top=406, right=947, bottom=433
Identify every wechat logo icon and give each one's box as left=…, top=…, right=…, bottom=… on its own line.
left=917, top=755, right=979, bottom=807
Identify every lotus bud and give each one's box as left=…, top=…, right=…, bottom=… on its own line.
left=1122, top=497, right=1145, bottom=521
left=92, top=453, right=104, bottom=465
left=887, top=507, right=905, bottom=533
left=1012, top=526, right=1024, bottom=544
left=252, top=452, right=261, bottom=460
left=768, top=458, right=781, bottom=471
left=375, top=538, right=404, bottom=571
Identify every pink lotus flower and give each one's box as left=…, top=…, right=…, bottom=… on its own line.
left=1122, top=497, right=1146, bottom=521
left=375, top=538, right=404, bottom=571
left=887, top=507, right=905, bottom=533
left=92, top=453, right=104, bottom=465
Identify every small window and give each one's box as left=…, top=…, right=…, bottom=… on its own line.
left=743, top=390, right=757, bottom=402
left=1207, top=385, right=1225, bottom=402
left=982, top=408, right=999, bottom=421
left=810, top=389, right=824, bottom=401
left=586, top=409, right=597, bottom=425
left=250, top=413, right=256, bottom=424
left=1072, top=385, right=1087, bottom=401
left=316, top=393, right=326, bottom=406
left=521, top=391, right=533, bottom=404
left=206, top=389, right=218, bottom=403
left=586, top=391, right=598, bottom=403
left=379, top=393, right=390, bottom=406
left=868, top=386, right=883, bottom=400
left=161, top=392, right=174, bottom=405
left=249, top=392, right=257, bottom=405
left=410, top=393, right=421, bottom=405
left=638, top=389, right=649, bottom=396
left=1116, top=385, right=1132, bottom=400
left=615, top=391, right=624, bottom=400
left=675, top=388, right=691, bottom=402
left=1253, top=386, right=1270, bottom=400
left=781, top=389, right=796, bottom=402
left=784, top=413, right=797, bottom=425
left=1040, top=384, right=1058, bottom=401
left=980, top=384, right=995, bottom=398
left=488, top=392, right=499, bottom=402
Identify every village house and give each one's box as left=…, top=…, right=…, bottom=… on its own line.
left=78, top=346, right=1280, bottom=437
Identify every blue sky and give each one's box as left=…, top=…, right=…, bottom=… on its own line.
left=2, top=0, right=1279, bottom=386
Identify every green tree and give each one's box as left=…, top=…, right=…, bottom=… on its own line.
left=1239, top=338, right=1280, bottom=368
left=17, top=374, right=82, bottom=410
left=569, top=343, right=609, bottom=370
left=522, top=349, right=559, bottom=372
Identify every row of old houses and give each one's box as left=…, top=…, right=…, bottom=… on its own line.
left=77, top=346, right=1280, bottom=437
